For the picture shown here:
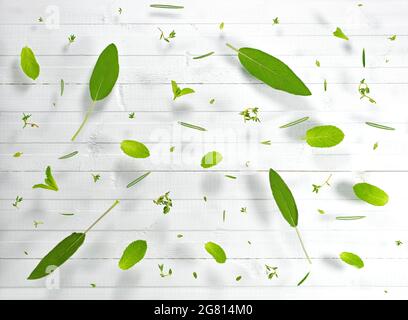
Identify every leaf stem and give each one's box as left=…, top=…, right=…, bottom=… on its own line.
left=84, top=200, right=120, bottom=234
left=225, top=43, right=240, bottom=53
left=295, top=227, right=312, bottom=264
left=71, top=102, right=96, bottom=141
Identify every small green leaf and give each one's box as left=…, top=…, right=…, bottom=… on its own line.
left=193, top=52, right=214, bottom=60
left=219, top=22, right=224, bottom=30
left=58, top=151, right=79, bottom=160
left=118, top=240, right=148, bottom=270
left=126, top=171, right=151, bottom=188
left=178, top=121, right=207, bottom=131
left=388, top=35, right=397, bottom=41
left=120, top=140, right=150, bottom=158
left=306, top=125, right=345, bottom=148
left=193, top=272, right=198, bottom=279
left=28, top=233, right=85, bottom=279
left=297, top=271, right=310, bottom=286
left=365, top=122, right=395, bottom=131
left=201, top=151, right=223, bottom=168
left=340, top=252, right=364, bottom=269
left=336, top=216, right=366, bottom=220
left=20, top=47, right=40, bottom=80
left=269, top=169, right=298, bottom=227
left=236, top=275, right=242, bottom=281
left=60, top=79, right=65, bottom=96
left=279, top=116, right=309, bottom=129
left=33, top=166, right=59, bottom=191
left=13, top=152, right=23, bottom=158
left=205, top=242, right=227, bottom=264
left=150, top=4, right=184, bottom=9
left=227, top=44, right=311, bottom=96
left=315, top=60, right=320, bottom=67
left=353, top=183, right=389, bottom=206
left=333, top=27, right=349, bottom=40
left=362, top=48, right=366, bottom=68
left=171, top=80, right=195, bottom=100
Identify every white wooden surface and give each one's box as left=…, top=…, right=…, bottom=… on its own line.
left=0, top=0, right=407, bottom=300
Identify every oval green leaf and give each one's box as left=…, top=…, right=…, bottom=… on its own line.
left=201, top=151, right=223, bottom=168
left=353, top=183, right=389, bottom=206
left=340, top=252, right=364, bottom=269
left=28, top=233, right=85, bottom=280
left=120, top=140, right=150, bottom=158
left=20, top=46, right=40, bottom=80
left=269, top=169, right=298, bottom=227
left=205, top=242, right=227, bottom=263
left=306, top=125, right=345, bottom=148
left=119, top=240, right=148, bottom=270
left=90, top=43, right=119, bottom=101
left=231, top=45, right=311, bottom=96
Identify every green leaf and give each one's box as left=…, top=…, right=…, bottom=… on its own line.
left=362, top=48, right=366, bottom=68
left=27, top=233, right=85, bottom=279
left=333, top=27, right=349, bottom=40
left=201, top=151, right=223, bottom=168
left=150, top=4, right=184, bottom=9
left=33, top=166, right=59, bottom=191
left=268, top=169, right=298, bottom=227
left=205, top=242, right=227, bottom=264
left=120, top=140, right=150, bottom=158
left=58, top=151, right=79, bottom=160
left=227, top=44, right=311, bottom=96
left=71, top=43, right=119, bottom=141
left=126, top=171, right=151, bottom=188
left=20, top=47, right=40, bottom=80
left=297, top=271, right=310, bottom=286
left=365, top=122, right=395, bottom=131
left=336, top=216, right=366, bottom=220
left=90, top=43, right=119, bottom=101
left=353, top=183, right=389, bottom=206
left=279, top=116, right=309, bottom=129
left=171, top=80, right=195, bottom=100
left=193, top=52, right=214, bottom=60
left=178, top=121, right=207, bottom=131
left=60, top=79, right=65, bottom=96
left=306, top=125, right=345, bottom=148
left=118, top=240, right=147, bottom=270
left=339, top=252, right=364, bottom=269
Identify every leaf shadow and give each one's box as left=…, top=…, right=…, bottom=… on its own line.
left=335, top=180, right=356, bottom=200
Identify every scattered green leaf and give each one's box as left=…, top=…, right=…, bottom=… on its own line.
left=396, top=240, right=403, bottom=246
left=269, top=169, right=311, bottom=264
left=312, top=174, right=332, bottom=193
left=90, top=283, right=96, bottom=288
left=324, top=79, right=327, bottom=91
left=150, top=4, right=184, bottom=9
left=154, top=191, right=173, bottom=214
left=58, top=151, right=79, bottom=160
left=12, top=196, right=23, bottom=209
left=272, top=17, right=279, bottom=25
left=33, top=166, right=59, bottom=191
left=333, top=27, right=349, bottom=40
left=13, top=152, right=23, bottom=158
left=353, top=182, right=389, bottom=206
left=177, top=234, right=183, bottom=238
left=365, top=122, right=395, bottom=131
left=68, top=34, right=76, bottom=44
left=201, top=151, right=223, bottom=168
left=126, top=171, right=151, bottom=188
left=362, top=48, right=366, bottom=68
left=92, top=174, right=101, bottom=183
left=120, top=140, right=150, bottom=158
left=119, top=240, right=148, bottom=270
left=315, top=60, right=320, bottom=67
left=388, top=35, right=397, bottom=41
left=265, top=265, right=279, bottom=280
left=171, top=80, right=194, bottom=100
left=240, top=107, right=260, bottom=122
left=339, top=252, right=364, bottom=269
left=158, top=264, right=173, bottom=277
left=306, top=125, right=345, bottom=148
left=219, top=22, right=224, bottom=30
left=240, top=207, right=247, bottom=214
left=170, top=146, right=175, bottom=152
left=27, top=200, right=119, bottom=280
left=158, top=28, right=176, bottom=43
left=225, top=175, right=236, bottom=179
left=336, top=216, right=366, bottom=220
left=71, top=43, right=119, bottom=141
left=128, top=112, right=135, bottom=119
left=236, top=275, right=242, bottom=281
left=60, top=79, right=64, bottom=96
left=297, top=271, right=310, bottom=286
left=178, top=121, right=207, bottom=131
left=279, top=116, right=309, bottom=129
left=22, top=113, right=39, bottom=128
left=20, top=46, right=40, bottom=80
left=209, top=98, right=215, bottom=104
left=261, top=140, right=271, bottom=145
left=226, top=44, right=311, bottom=96
left=193, top=52, right=214, bottom=60
left=359, top=79, right=376, bottom=104
left=317, top=209, right=325, bottom=214
left=205, top=242, right=227, bottom=264
left=193, top=272, right=198, bottom=279
left=373, top=142, right=379, bottom=150
left=33, top=220, right=43, bottom=228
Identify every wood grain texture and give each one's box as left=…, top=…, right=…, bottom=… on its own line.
left=0, top=0, right=407, bottom=299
